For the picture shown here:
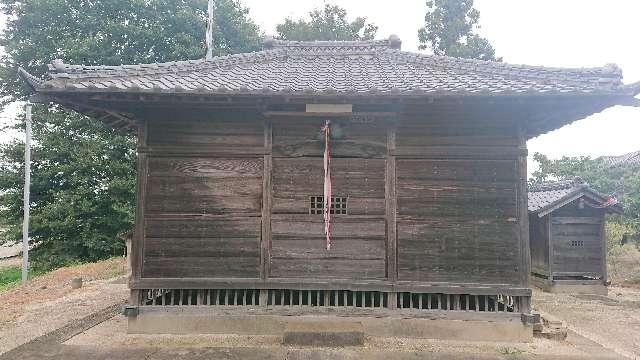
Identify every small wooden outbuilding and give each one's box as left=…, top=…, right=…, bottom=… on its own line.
left=20, top=37, right=640, bottom=339
left=529, top=178, right=622, bottom=294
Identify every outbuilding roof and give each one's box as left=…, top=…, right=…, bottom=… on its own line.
left=528, top=177, right=623, bottom=216
left=601, top=150, right=640, bottom=168
left=20, top=37, right=640, bottom=98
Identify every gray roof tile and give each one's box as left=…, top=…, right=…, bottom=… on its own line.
left=20, top=38, right=639, bottom=97
left=601, top=150, right=640, bottom=167
left=528, top=177, right=620, bottom=213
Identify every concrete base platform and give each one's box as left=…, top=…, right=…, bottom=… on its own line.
left=531, top=276, right=608, bottom=295
left=127, top=306, right=533, bottom=343
left=283, top=320, right=364, bottom=346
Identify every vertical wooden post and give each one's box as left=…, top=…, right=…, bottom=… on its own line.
left=197, top=290, right=204, bottom=305
left=131, top=120, right=148, bottom=303
left=261, top=119, right=273, bottom=280
left=386, top=125, right=398, bottom=282
left=517, top=126, right=530, bottom=290
left=259, top=289, right=268, bottom=306
left=386, top=124, right=398, bottom=310
left=130, top=289, right=141, bottom=307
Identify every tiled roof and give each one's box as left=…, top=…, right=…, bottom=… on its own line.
left=528, top=177, right=620, bottom=214
left=601, top=150, right=640, bottom=167
left=20, top=37, right=640, bottom=97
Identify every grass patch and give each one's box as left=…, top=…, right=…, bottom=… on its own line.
left=0, top=266, right=22, bottom=291
left=608, top=244, right=640, bottom=287
left=0, top=266, right=42, bottom=292
left=496, top=345, right=525, bottom=356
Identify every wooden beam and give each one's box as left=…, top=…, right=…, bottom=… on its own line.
left=305, top=103, right=352, bottom=113
left=130, top=278, right=532, bottom=296
left=263, top=111, right=396, bottom=118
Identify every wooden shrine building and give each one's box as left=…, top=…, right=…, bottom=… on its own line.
left=529, top=178, right=622, bottom=295
left=20, top=36, right=640, bottom=339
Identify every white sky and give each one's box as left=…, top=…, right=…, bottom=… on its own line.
left=1, top=0, right=639, bottom=174
left=242, top=0, right=640, bottom=172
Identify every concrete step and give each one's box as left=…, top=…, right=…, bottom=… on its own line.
left=283, top=320, right=364, bottom=347
left=533, top=311, right=568, bottom=341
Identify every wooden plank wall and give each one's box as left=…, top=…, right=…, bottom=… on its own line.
left=141, top=115, right=264, bottom=278
left=395, top=115, right=523, bottom=285
left=270, top=118, right=387, bottom=279
left=550, top=202, right=605, bottom=276
left=134, top=110, right=527, bottom=289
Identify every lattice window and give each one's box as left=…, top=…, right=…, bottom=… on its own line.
left=310, top=196, right=348, bottom=215
left=570, top=240, right=584, bottom=247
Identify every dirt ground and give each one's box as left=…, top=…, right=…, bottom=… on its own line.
left=0, top=257, right=128, bottom=354
left=609, top=244, right=640, bottom=288
left=532, top=285, right=640, bottom=359
left=1, top=256, right=637, bottom=359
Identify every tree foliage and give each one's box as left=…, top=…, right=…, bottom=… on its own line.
left=0, top=0, right=262, bottom=102
left=418, top=0, right=499, bottom=61
left=530, top=152, right=640, bottom=245
left=276, top=4, right=377, bottom=41
left=0, top=0, right=261, bottom=270
left=0, top=109, right=136, bottom=270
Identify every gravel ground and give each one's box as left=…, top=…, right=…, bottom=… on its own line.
left=0, top=258, right=128, bottom=355
left=532, top=285, right=640, bottom=359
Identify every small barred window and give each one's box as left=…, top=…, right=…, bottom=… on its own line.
left=570, top=240, right=584, bottom=247
left=310, top=196, right=348, bottom=215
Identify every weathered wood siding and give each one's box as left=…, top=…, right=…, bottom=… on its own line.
left=270, top=119, right=387, bottom=279
left=141, top=116, right=264, bottom=278
left=135, top=112, right=527, bottom=287
left=395, top=116, right=523, bottom=285
left=550, top=202, right=605, bottom=277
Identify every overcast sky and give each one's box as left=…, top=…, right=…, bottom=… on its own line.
left=1, top=0, right=638, bottom=173
left=242, top=0, right=640, bottom=169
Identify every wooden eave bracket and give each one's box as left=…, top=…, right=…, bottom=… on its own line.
left=63, top=99, right=138, bottom=134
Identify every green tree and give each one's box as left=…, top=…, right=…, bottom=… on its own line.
left=276, top=4, right=377, bottom=41
left=0, top=0, right=261, bottom=271
left=418, top=0, right=499, bottom=61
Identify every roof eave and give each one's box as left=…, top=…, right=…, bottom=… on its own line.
left=25, top=84, right=640, bottom=100
left=531, top=188, right=623, bottom=217
left=18, top=67, right=44, bottom=92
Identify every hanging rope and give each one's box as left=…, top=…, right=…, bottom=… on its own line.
left=321, top=120, right=332, bottom=250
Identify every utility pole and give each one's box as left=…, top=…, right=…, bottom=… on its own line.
left=206, top=0, right=214, bottom=60
left=22, top=102, right=32, bottom=283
